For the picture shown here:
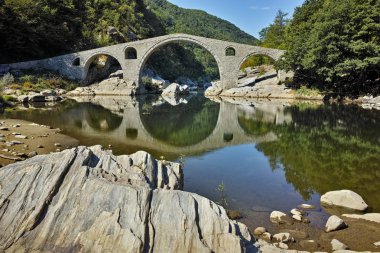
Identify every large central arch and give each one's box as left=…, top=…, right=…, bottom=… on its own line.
left=137, top=36, right=224, bottom=86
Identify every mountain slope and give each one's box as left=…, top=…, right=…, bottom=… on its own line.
left=145, top=0, right=259, bottom=45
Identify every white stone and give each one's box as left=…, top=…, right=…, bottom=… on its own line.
left=331, top=239, right=348, bottom=250
left=290, top=208, right=303, bottom=216
left=270, top=211, right=292, bottom=224
left=14, top=135, right=27, bottom=139
left=253, top=226, right=267, bottom=235
left=374, top=241, right=380, bottom=247
left=325, top=215, right=348, bottom=232
left=299, top=204, right=316, bottom=209
left=261, top=232, right=272, bottom=241
left=292, top=214, right=302, bottom=221
left=273, top=232, right=292, bottom=243
left=320, top=190, right=368, bottom=211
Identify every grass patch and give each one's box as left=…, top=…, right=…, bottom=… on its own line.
left=296, top=86, right=322, bottom=97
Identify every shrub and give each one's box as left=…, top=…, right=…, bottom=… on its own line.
left=0, top=73, right=15, bottom=86
left=19, top=75, right=35, bottom=83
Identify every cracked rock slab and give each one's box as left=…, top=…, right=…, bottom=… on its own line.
left=0, top=146, right=253, bottom=253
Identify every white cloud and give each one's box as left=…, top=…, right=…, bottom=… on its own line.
left=249, top=5, right=271, bottom=10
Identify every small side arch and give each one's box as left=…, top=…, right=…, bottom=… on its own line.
left=125, top=47, right=137, bottom=59
left=72, top=57, right=80, bottom=66
left=225, top=47, right=236, bottom=56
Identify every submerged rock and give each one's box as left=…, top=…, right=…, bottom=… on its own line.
left=0, top=146, right=253, bottom=252
left=320, top=190, right=368, bottom=211
left=270, top=211, right=294, bottom=225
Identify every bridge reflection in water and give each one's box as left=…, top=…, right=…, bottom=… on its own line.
left=5, top=95, right=380, bottom=220
left=53, top=95, right=292, bottom=160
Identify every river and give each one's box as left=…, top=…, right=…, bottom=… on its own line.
left=3, top=93, right=380, bottom=231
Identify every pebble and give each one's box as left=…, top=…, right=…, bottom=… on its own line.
left=374, top=241, right=380, bottom=247
left=37, top=145, right=44, bottom=148
left=10, top=140, right=23, bottom=145
left=56, top=149, right=61, bottom=152
left=260, top=232, right=272, bottom=242
left=253, top=227, right=267, bottom=235
left=2, top=149, right=10, bottom=152
left=27, top=151, right=38, bottom=158
left=299, top=204, right=316, bottom=209
left=108, top=144, right=113, bottom=148
left=292, top=214, right=302, bottom=221
left=331, top=239, right=348, bottom=250
left=12, top=124, right=21, bottom=128
left=273, top=232, right=293, bottom=243
left=0, top=127, right=9, bottom=131
left=54, top=143, right=62, bottom=147
left=291, top=208, right=303, bottom=216
left=15, top=135, right=27, bottom=139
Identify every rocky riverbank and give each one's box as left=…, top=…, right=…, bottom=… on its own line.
left=251, top=190, right=380, bottom=252
left=0, top=119, right=78, bottom=166
left=0, top=146, right=254, bottom=252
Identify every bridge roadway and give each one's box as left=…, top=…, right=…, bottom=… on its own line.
left=2, top=34, right=285, bottom=90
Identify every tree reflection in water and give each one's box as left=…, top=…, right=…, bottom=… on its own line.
left=240, top=104, right=380, bottom=211
left=140, top=95, right=220, bottom=146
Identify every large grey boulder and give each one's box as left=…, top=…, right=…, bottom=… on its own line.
left=0, top=146, right=253, bottom=253
left=321, top=190, right=368, bottom=211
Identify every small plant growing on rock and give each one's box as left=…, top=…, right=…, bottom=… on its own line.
left=216, top=181, right=228, bottom=207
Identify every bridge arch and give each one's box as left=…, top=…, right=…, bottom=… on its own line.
left=239, top=52, right=277, bottom=69
left=137, top=36, right=223, bottom=86
left=82, top=52, right=124, bottom=83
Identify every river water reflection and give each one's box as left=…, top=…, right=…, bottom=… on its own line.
left=4, top=94, right=380, bottom=228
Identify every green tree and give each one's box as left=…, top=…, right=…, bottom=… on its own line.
left=260, top=10, right=289, bottom=49
left=279, top=0, right=380, bottom=95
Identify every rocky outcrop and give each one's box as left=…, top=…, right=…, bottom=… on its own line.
left=68, top=77, right=138, bottom=96
left=0, top=146, right=253, bottom=253
left=161, top=83, right=189, bottom=97
left=321, top=190, right=368, bottom=211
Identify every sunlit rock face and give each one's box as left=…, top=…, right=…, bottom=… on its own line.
left=0, top=146, right=253, bottom=253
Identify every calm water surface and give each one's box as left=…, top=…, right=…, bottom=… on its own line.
left=4, top=94, right=380, bottom=228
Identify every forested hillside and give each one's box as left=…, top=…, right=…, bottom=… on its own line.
left=144, top=0, right=258, bottom=45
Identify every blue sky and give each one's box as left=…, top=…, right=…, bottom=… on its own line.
left=167, top=0, right=305, bottom=38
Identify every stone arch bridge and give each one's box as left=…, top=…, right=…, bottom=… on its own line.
left=2, top=33, right=285, bottom=90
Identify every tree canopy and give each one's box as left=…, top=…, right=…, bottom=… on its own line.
left=268, top=0, right=380, bottom=95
